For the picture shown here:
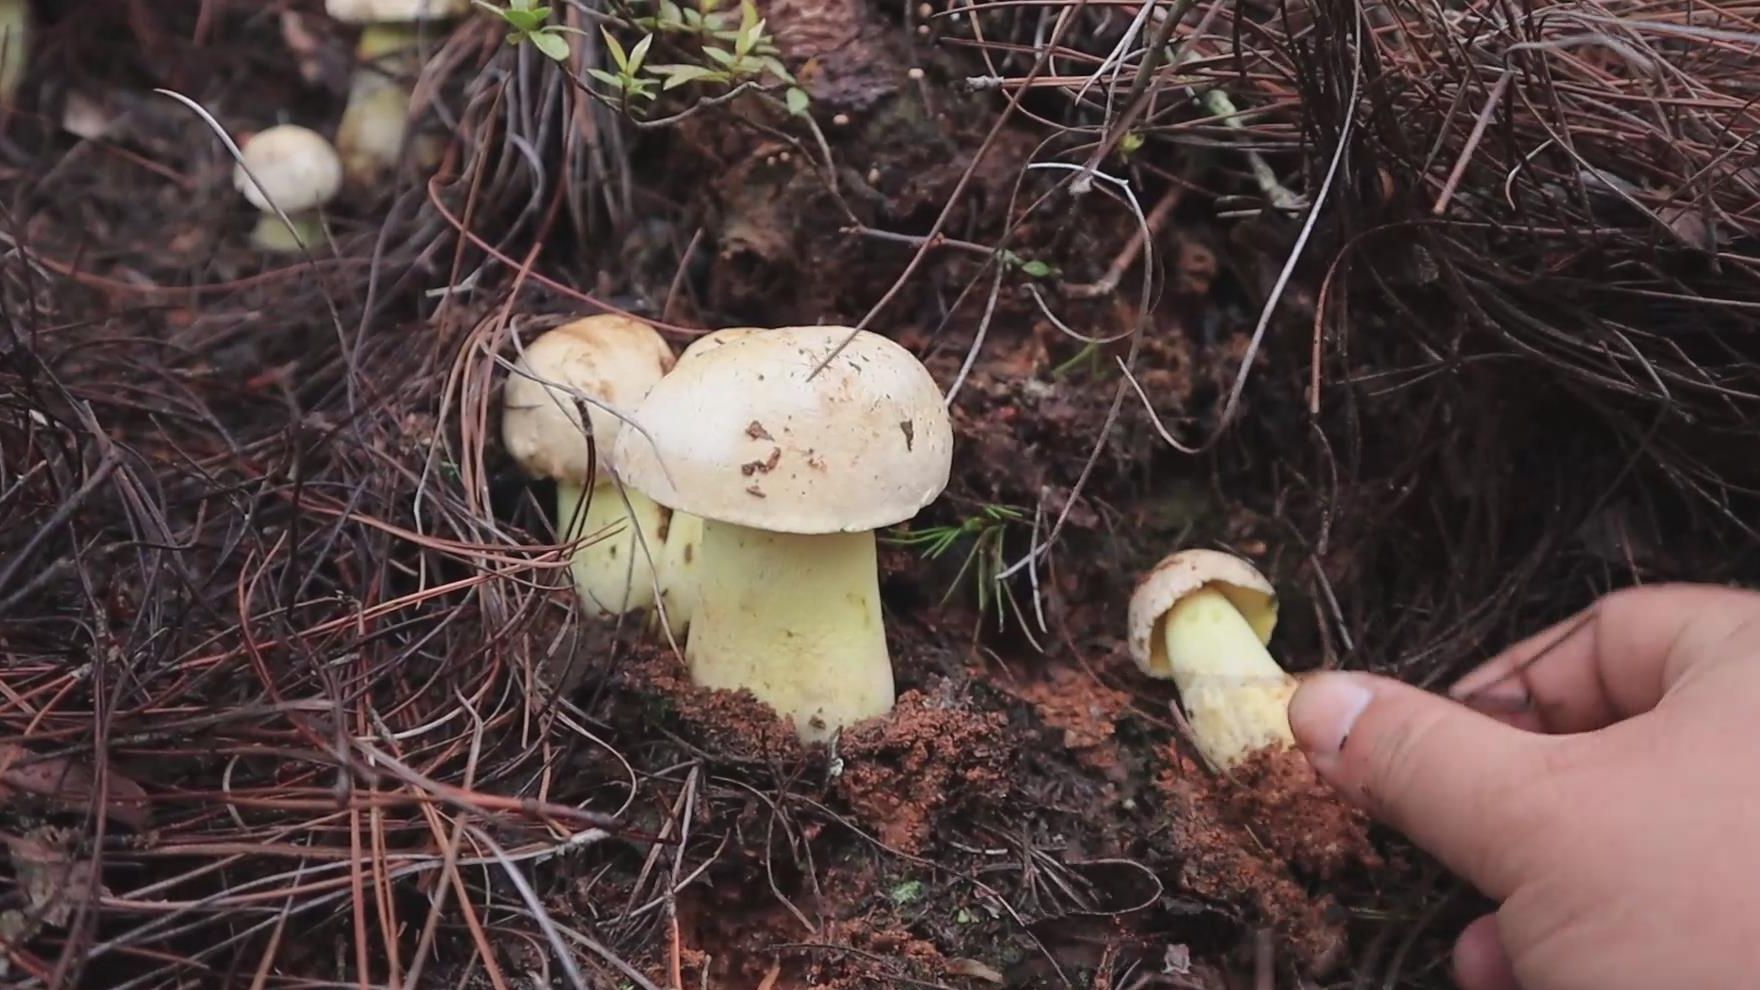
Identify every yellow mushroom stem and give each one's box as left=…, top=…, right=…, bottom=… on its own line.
left=555, top=480, right=666, bottom=617
left=650, top=510, right=704, bottom=638
left=1160, top=587, right=1298, bottom=769
left=337, top=25, right=441, bottom=186
left=0, top=0, right=28, bottom=105
left=687, top=521, right=893, bottom=742
left=251, top=213, right=328, bottom=253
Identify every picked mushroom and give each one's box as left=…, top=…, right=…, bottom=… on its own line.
left=326, top=0, right=469, bottom=187
left=1128, top=549, right=1295, bottom=769
left=233, top=125, right=344, bottom=252
left=502, top=315, right=677, bottom=617
left=613, top=325, right=954, bottom=741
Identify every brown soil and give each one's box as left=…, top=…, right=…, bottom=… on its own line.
left=1218, top=747, right=1381, bottom=881
left=1013, top=664, right=1133, bottom=775
left=837, top=686, right=1012, bottom=852
left=617, top=643, right=807, bottom=763
left=1155, top=746, right=1363, bottom=974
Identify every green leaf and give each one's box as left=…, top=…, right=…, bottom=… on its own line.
left=736, top=17, right=765, bottom=56
left=510, top=0, right=534, bottom=9
left=785, top=86, right=810, bottom=116
left=601, top=28, right=630, bottom=71
left=659, top=1, right=684, bottom=25
left=740, top=0, right=760, bottom=33
left=651, top=64, right=723, bottom=88
left=759, top=55, right=794, bottom=82
left=627, top=34, right=654, bottom=75
left=531, top=29, right=572, bottom=60
left=889, top=880, right=926, bottom=906
left=702, top=45, right=736, bottom=67
left=586, top=66, right=624, bottom=88
left=1020, top=259, right=1052, bottom=278
left=681, top=7, right=702, bottom=27
left=503, top=8, right=545, bottom=32
left=701, top=0, right=719, bottom=12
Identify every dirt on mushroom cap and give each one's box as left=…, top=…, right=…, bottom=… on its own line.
left=611, top=326, right=954, bottom=534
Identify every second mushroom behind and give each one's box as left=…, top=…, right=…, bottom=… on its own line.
left=502, top=315, right=677, bottom=618
left=327, top=0, right=471, bottom=187
left=613, top=325, right=954, bottom=742
left=234, top=125, right=344, bottom=252
left=1128, top=549, right=1296, bottom=770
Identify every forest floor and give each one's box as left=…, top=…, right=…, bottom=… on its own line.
left=4, top=0, right=1759, bottom=988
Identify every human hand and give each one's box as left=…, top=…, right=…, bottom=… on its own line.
left=1287, top=584, right=1760, bottom=990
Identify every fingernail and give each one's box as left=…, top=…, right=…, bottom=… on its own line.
left=1289, top=673, right=1373, bottom=755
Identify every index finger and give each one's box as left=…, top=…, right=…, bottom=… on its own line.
left=1449, top=583, right=1760, bottom=734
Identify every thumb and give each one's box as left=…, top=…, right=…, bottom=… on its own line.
left=1289, top=671, right=1563, bottom=899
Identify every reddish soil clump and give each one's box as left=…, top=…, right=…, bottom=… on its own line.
left=837, top=686, right=1012, bottom=851
left=617, top=644, right=805, bottom=762
left=1155, top=745, right=1370, bottom=974
left=1217, top=747, right=1381, bottom=880
left=1015, top=664, right=1134, bottom=773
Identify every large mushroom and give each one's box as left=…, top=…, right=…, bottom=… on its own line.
left=1127, top=549, right=1295, bottom=769
left=233, top=125, right=344, bottom=252
left=613, top=326, right=954, bottom=741
left=502, top=315, right=677, bottom=617
left=646, top=327, right=767, bottom=638
left=326, top=0, right=470, bottom=187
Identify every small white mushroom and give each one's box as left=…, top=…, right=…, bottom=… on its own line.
left=233, top=125, right=343, bottom=252
left=326, top=0, right=470, bottom=187
left=613, top=326, right=954, bottom=741
left=1128, top=549, right=1294, bottom=769
left=502, top=315, right=677, bottom=617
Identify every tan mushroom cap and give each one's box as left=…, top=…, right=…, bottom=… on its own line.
left=234, top=125, right=343, bottom=214
left=612, top=326, right=953, bottom=534
left=1127, top=549, right=1278, bottom=678
left=502, top=315, right=676, bottom=486
left=326, top=0, right=470, bottom=22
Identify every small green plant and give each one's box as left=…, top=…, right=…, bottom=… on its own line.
left=642, top=0, right=809, bottom=113
left=588, top=29, right=657, bottom=104
left=480, top=0, right=810, bottom=116
left=886, top=503, right=1026, bottom=626
left=998, top=248, right=1057, bottom=280
left=474, top=0, right=576, bottom=61
left=1051, top=341, right=1102, bottom=379
left=888, top=879, right=927, bottom=906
